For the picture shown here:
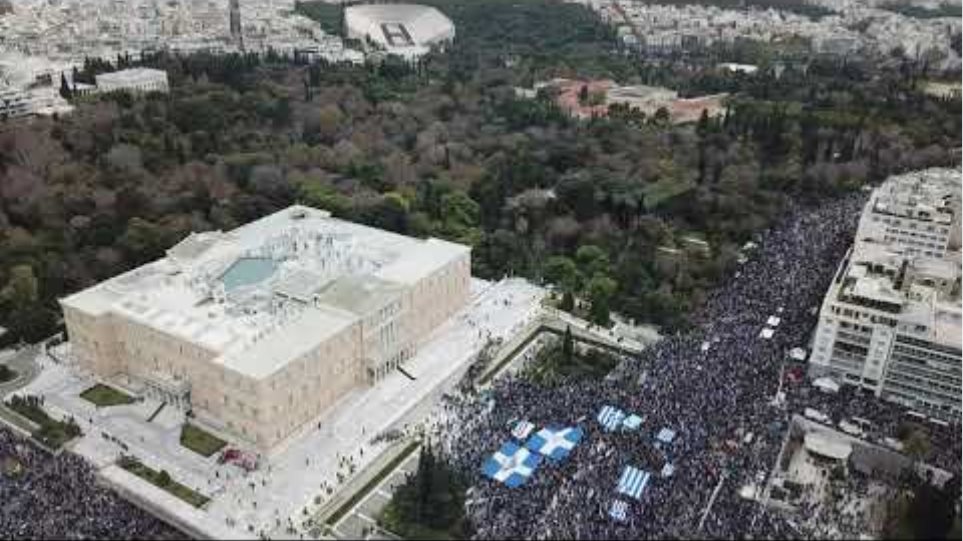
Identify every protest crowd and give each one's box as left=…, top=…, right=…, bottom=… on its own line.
left=0, top=189, right=959, bottom=540
left=0, top=427, right=183, bottom=540
left=439, top=191, right=961, bottom=540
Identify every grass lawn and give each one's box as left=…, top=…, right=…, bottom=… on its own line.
left=80, top=383, right=135, bottom=407
left=118, top=456, right=210, bottom=508
left=6, top=395, right=81, bottom=449
left=180, top=423, right=227, bottom=457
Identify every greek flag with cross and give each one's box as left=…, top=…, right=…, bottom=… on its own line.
left=481, top=441, right=543, bottom=488
left=525, top=426, right=584, bottom=462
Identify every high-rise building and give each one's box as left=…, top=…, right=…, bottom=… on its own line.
left=808, top=168, right=962, bottom=421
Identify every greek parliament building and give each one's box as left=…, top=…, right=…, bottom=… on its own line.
left=60, top=206, right=471, bottom=450
left=809, top=168, right=962, bottom=421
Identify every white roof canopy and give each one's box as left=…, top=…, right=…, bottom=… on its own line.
left=812, top=377, right=840, bottom=393
left=804, top=432, right=852, bottom=461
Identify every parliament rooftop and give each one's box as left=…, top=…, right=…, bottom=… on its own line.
left=60, top=205, right=471, bottom=450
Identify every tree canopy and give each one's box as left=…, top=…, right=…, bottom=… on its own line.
left=0, top=0, right=958, bottom=345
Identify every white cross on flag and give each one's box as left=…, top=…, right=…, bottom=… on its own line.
left=481, top=441, right=542, bottom=488
left=525, top=426, right=584, bottom=461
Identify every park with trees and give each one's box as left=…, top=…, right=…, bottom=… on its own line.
left=0, top=0, right=959, bottom=346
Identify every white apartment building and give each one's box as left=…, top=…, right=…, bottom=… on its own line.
left=95, top=67, right=169, bottom=94
left=60, top=205, right=471, bottom=450
left=809, top=168, right=962, bottom=421
left=0, top=84, right=73, bottom=119
left=854, top=168, right=961, bottom=258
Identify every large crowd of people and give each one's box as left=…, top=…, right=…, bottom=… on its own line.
left=0, top=188, right=958, bottom=540
left=440, top=192, right=961, bottom=540
left=0, top=427, right=183, bottom=540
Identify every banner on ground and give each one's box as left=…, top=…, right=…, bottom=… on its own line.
left=597, top=405, right=626, bottom=432
left=616, top=465, right=651, bottom=500
left=525, top=426, right=584, bottom=462
left=481, top=441, right=542, bottom=488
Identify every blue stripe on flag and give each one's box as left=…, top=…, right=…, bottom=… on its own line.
left=616, top=466, right=650, bottom=500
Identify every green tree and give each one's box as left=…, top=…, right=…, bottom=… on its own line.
left=575, top=245, right=610, bottom=277
left=544, top=255, right=579, bottom=292
left=381, top=444, right=467, bottom=538
left=586, top=273, right=618, bottom=326
left=118, top=218, right=168, bottom=264
left=157, top=469, right=172, bottom=487
left=578, top=84, right=589, bottom=105
left=562, top=325, right=574, bottom=362
left=652, top=106, right=670, bottom=126
left=903, top=429, right=930, bottom=463
left=440, top=191, right=481, bottom=245
left=0, top=265, right=39, bottom=310
left=298, top=182, right=350, bottom=216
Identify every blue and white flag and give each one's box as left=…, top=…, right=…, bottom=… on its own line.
left=481, top=441, right=542, bottom=488
left=661, top=463, right=675, bottom=478
left=597, top=405, right=626, bottom=432
left=525, top=426, right=584, bottom=461
left=616, top=465, right=651, bottom=500
left=655, top=427, right=676, bottom=445
left=609, top=499, right=629, bottom=522
left=622, top=414, right=644, bottom=431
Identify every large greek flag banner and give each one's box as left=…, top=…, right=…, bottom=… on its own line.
left=597, top=405, right=626, bottom=432
left=525, top=426, right=584, bottom=462
left=616, top=465, right=651, bottom=500
left=481, top=441, right=542, bottom=488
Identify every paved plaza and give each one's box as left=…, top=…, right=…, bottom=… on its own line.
left=10, top=277, right=547, bottom=539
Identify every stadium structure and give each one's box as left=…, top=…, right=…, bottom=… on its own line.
left=60, top=205, right=471, bottom=450
left=344, top=3, right=455, bottom=59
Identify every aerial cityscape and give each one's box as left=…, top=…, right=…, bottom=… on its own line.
left=0, top=0, right=960, bottom=540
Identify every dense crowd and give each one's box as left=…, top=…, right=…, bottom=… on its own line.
left=0, top=427, right=184, bottom=540
left=441, top=192, right=960, bottom=540
left=0, top=188, right=958, bottom=540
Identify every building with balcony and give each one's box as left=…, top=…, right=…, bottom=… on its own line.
left=854, top=167, right=961, bottom=258
left=808, top=168, right=962, bottom=421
